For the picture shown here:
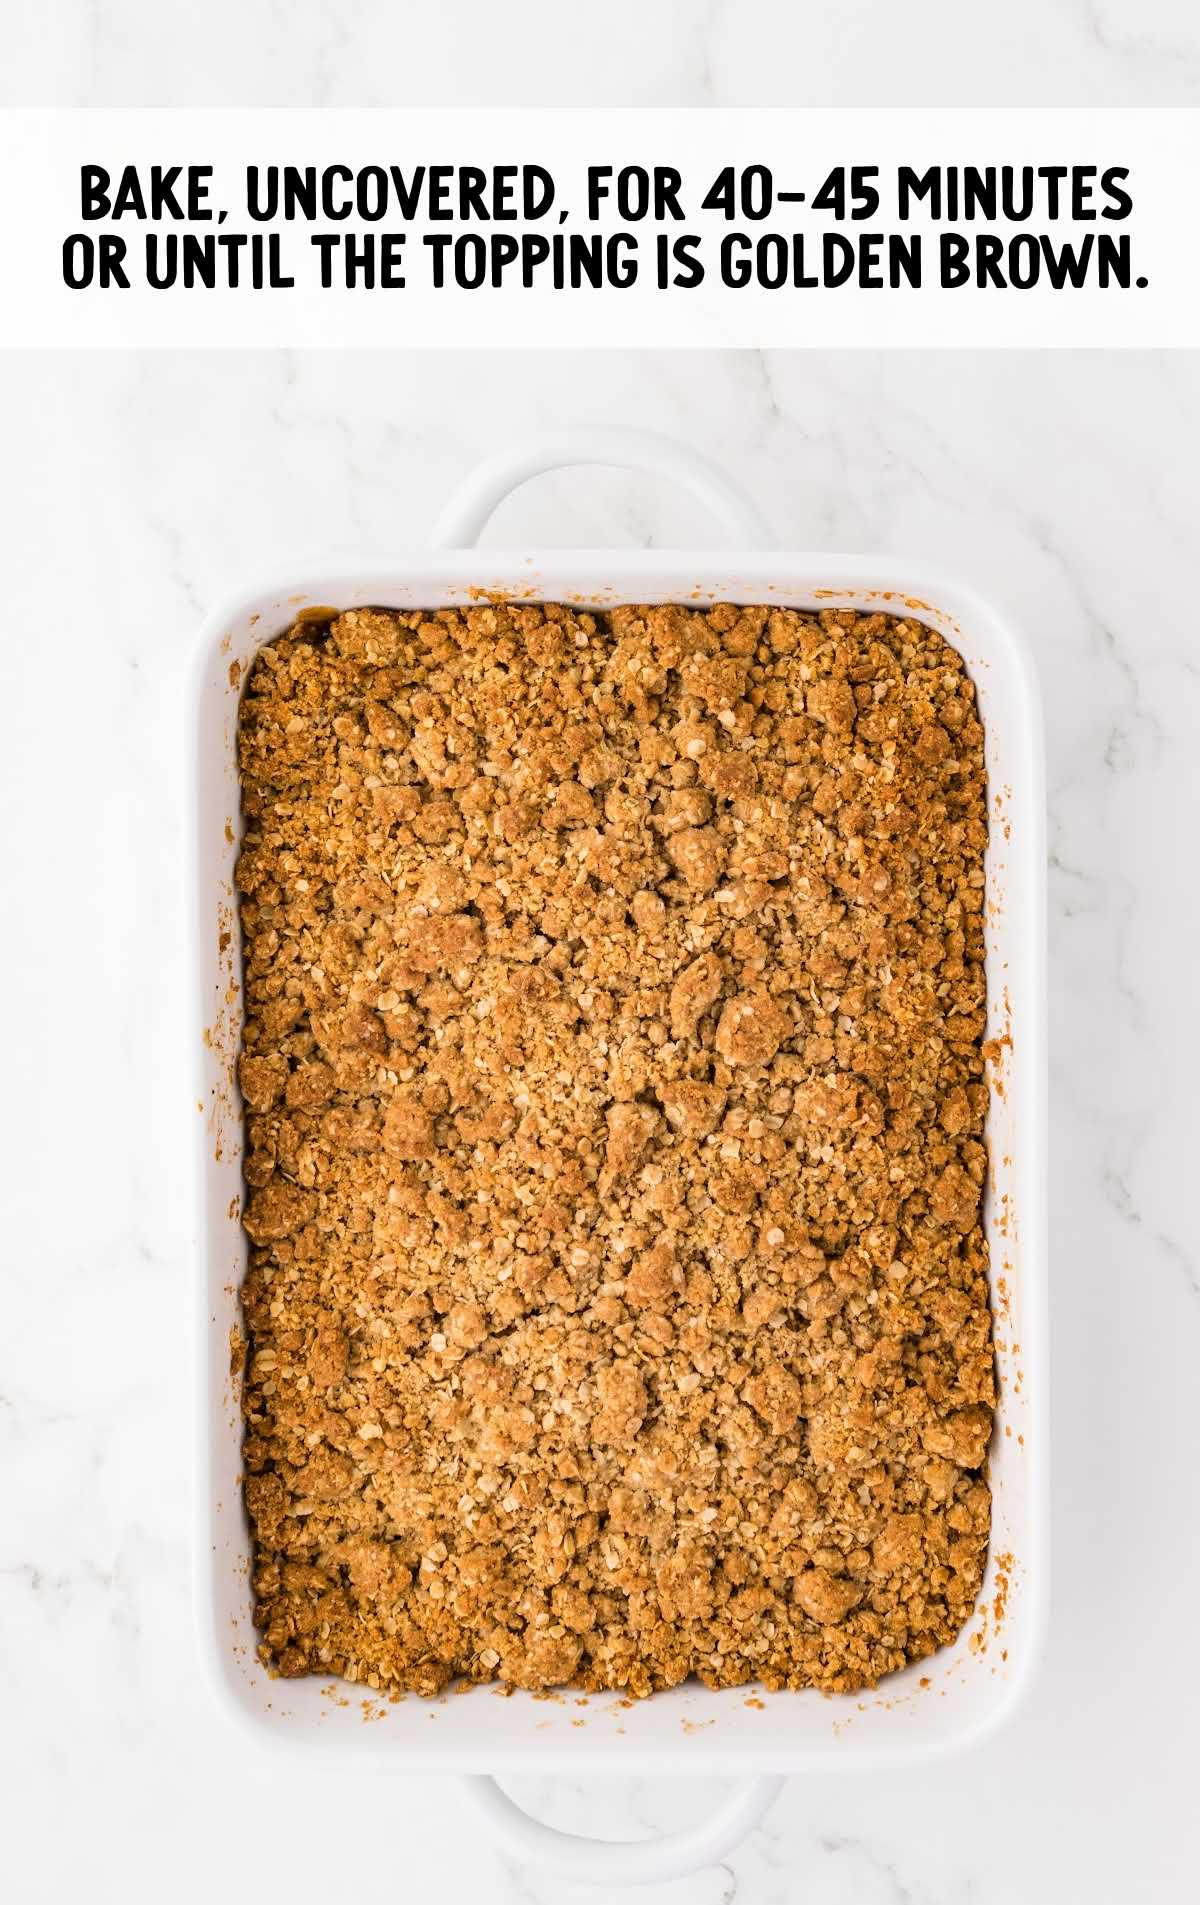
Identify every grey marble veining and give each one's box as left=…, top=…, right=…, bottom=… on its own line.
left=5, top=3, right=1200, bottom=1895
left=8, top=0, right=1200, bottom=105
left=2, top=343, right=1198, bottom=1903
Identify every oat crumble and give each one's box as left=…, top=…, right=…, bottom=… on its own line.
left=235, top=600, right=993, bottom=1699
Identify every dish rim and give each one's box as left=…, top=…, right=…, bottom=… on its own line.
left=191, top=546, right=1049, bottom=1774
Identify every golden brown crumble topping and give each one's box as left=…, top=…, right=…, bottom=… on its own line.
left=235, top=600, right=993, bottom=1700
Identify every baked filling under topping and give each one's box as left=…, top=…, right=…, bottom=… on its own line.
left=235, top=600, right=993, bottom=1699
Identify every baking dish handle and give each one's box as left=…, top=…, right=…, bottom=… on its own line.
left=430, top=426, right=772, bottom=549
left=458, top=1772, right=784, bottom=1886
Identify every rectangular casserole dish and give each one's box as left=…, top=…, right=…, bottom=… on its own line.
left=192, top=430, right=1047, bottom=1871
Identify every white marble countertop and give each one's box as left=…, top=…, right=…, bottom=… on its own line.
left=5, top=341, right=1198, bottom=1905
left=7, top=0, right=1200, bottom=106
left=4, top=7, right=1200, bottom=1903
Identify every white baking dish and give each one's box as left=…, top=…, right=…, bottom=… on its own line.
left=192, top=430, right=1048, bottom=1885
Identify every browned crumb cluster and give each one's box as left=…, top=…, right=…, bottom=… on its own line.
left=235, top=599, right=993, bottom=1701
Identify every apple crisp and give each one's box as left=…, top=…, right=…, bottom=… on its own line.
left=235, top=600, right=993, bottom=1700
